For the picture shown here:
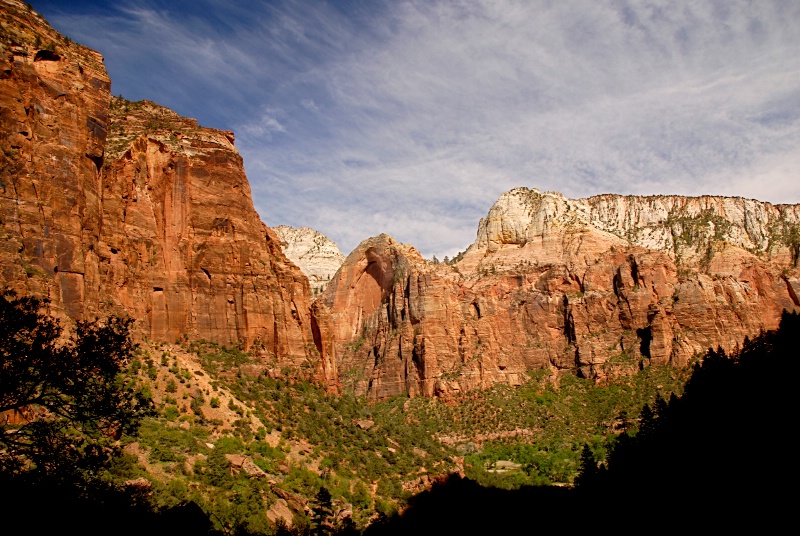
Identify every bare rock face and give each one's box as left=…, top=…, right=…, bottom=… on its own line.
left=0, top=2, right=318, bottom=370
left=4, top=3, right=798, bottom=398
left=1, top=0, right=111, bottom=316
left=98, top=98, right=315, bottom=363
left=320, top=188, right=800, bottom=399
left=273, top=225, right=345, bottom=296
left=465, top=187, right=800, bottom=271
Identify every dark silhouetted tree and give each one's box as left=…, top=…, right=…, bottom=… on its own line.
left=575, top=443, right=600, bottom=488
left=637, top=403, right=655, bottom=439
left=0, top=290, right=152, bottom=478
left=312, top=485, right=333, bottom=535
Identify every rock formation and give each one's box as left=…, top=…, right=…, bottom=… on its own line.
left=319, top=188, right=800, bottom=399
left=98, top=98, right=315, bottom=363
left=273, top=225, right=345, bottom=296
left=1, top=0, right=110, bottom=313
left=0, top=2, right=318, bottom=371
left=3, top=2, right=799, bottom=399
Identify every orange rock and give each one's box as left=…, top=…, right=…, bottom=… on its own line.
left=3, top=4, right=799, bottom=399
left=0, top=2, right=318, bottom=373
left=318, top=188, right=800, bottom=398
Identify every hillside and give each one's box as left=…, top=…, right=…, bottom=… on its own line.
left=1, top=2, right=798, bottom=533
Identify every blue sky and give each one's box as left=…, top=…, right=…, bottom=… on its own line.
left=29, top=0, right=800, bottom=258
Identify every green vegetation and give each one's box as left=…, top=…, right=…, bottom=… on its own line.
left=0, top=295, right=701, bottom=534
left=767, top=219, right=800, bottom=266
left=572, top=311, right=798, bottom=526
left=101, top=337, right=689, bottom=533
left=665, top=208, right=732, bottom=270
left=0, top=290, right=152, bottom=477
left=432, top=365, right=686, bottom=489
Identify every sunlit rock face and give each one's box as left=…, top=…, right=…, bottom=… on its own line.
left=273, top=225, right=345, bottom=297
left=320, top=188, right=800, bottom=399
left=1, top=0, right=111, bottom=318
left=0, top=2, right=319, bottom=373
left=99, top=98, right=317, bottom=365
left=3, top=2, right=799, bottom=399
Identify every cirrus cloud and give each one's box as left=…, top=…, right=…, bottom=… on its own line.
left=31, top=0, right=800, bottom=258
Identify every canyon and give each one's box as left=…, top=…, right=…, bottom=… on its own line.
left=317, top=188, right=800, bottom=398
left=2, top=0, right=799, bottom=401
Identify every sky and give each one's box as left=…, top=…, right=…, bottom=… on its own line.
left=28, top=0, right=800, bottom=259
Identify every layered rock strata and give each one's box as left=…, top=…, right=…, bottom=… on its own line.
left=98, top=98, right=315, bottom=362
left=4, top=2, right=799, bottom=399
left=1, top=0, right=110, bottom=314
left=273, top=225, right=345, bottom=296
left=0, top=2, right=318, bottom=370
left=320, top=188, right=800, bottom=398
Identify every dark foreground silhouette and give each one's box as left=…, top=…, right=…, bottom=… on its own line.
left=3, top=312, right=797, bottom=534
left=367, top=311, right=799, bottom=534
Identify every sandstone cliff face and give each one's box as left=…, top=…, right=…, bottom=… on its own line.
left=321, top=188, right=800, bottom=399
left=4, top=2, right=799, bottom=399
left=466, top=187, right=800, bottom=271
left=98, top=98, right=315, bottom=363
left=273, top=225, right=345, bottom=296
left=0, top=2, right=318, bottom=371
left=1, top=0, right=110, bottom=317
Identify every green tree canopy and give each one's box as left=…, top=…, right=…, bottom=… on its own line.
left=0, top=291, right=152, bottom=478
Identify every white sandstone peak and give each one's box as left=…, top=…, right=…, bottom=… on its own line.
left=462, top=187, right=800, bottom=270
left=273, top=226, right=345, bottom=296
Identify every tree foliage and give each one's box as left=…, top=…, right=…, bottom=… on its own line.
left=576, top=311, right=798, bottom=522
left=0, top=291, right=152, bottom=477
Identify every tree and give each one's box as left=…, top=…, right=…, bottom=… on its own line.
left=637, top=403, right=656, bottom=439
left=0, top=290, right=152, bottom=477
left=204, top=447, right=231, bottom=488
left=575, top=443, right=603, bottom=488
left=312, top=485, right=334, bottom=535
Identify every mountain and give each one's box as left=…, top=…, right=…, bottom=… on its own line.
left=273, top=225, right=345, bottom=296
left=0, top=1, right=317, bottom=371
left=318, top=187, right=800, bottom=398
left=2, top=3, right=797, bottom=531
left=2, top=1, right=799, bottom=401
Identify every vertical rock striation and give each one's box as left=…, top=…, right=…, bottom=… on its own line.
left=98, top=99, right=315, bottom=364
left=3, top=2, right=798, bottom=397
left=321, top=188, right=800, bottom=399
left=1, top=0, right=111, bottom=318
left=0, top=2, right=318, bottom=372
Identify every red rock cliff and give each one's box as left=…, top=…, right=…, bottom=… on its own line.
left=320, top=188, right=800, bottom=399
left=98, top=98, right=315, bottom=363
left=1, top=0, right=109, bottom=314
left=0, top=2, right=318, bottom=370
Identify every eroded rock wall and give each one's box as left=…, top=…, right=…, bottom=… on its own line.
left=1, top=0, right=111, bottom=318
left=99, top=99, right=315, bottom=363
left=321, top=189, right=800, bottom=399
left=0, top=2, right=318, bottom=371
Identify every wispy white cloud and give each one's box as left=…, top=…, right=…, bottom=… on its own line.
left=300, top=99, right=320, bottom=113
left=32, top=0, right=800, bottom=257
left=241, top=106, right=287, bottom=138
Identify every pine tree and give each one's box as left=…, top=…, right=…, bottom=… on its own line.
left=0, top=291, right=152, bottom=477
left=575, top=443, right=599, bottom=487
left=312, top=485, right=333, bottom=535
